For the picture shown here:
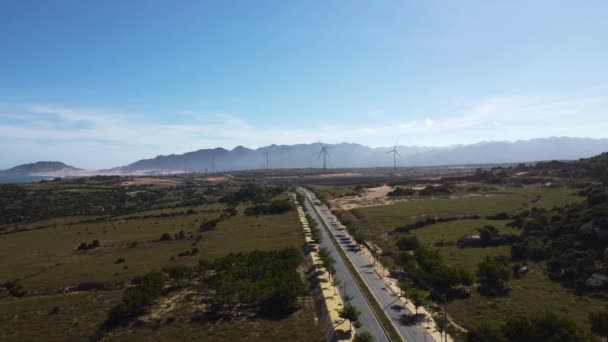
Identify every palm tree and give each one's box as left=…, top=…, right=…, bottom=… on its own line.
left=339, top=304, right=360, bottom=330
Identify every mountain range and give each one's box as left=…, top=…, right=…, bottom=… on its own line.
left=3, top=137, right=608, bottom=176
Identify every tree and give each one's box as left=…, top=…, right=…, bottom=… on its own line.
left=339, top=303, right=360, bottom=330
left=477, top=257, right=510, bottom=291
left=589, top=311, right=608, bottom=338
left=478, top=225, right=498, bottom=245
left=433, top=315, right=449, bottom=341
left=458, top=267, right=475, bottom=289
left=398, top=281, right=407, bottom=299
left=406, top=287, right=428, bottom=314
left=331, top=276, right=341, bottom=295
left=353, top=331, right=375, bottom=342
left=396, top=236, right=420, bottom=251
left=319, top=248, right=336, bottom=279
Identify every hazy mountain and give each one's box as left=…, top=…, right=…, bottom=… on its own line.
left=0, top=161, right=82, bottom=176
left=109, top=137, right=608, bottom=174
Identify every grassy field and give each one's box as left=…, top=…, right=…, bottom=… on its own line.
left=354, top=186, right=582, bottom=235
left=0, top=291, right=122, bottom=342
left=0, top=182, right=321, bottom=342
left=0, top=206, right=215, bottom=291
left=446, top=263, right=608, bottom=333
left=198, top=207, right=303, bottom=260
left=345, top=185, right=605, bottom=334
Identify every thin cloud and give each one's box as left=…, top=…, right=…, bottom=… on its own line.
left=1, top=93, right=607, bottom=169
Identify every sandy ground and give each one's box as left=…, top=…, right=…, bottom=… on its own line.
left=120, top=177, right=182, bottom=187
left=332, top=185, right=409, bottom=210
left=318, top=172, right=362, bottom=178
left=201, top=176, right=230, bottom=183
left=331, top=184, right=487, bottom=210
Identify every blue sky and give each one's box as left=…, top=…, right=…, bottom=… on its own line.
left=1, top=0, right=608, bottom=169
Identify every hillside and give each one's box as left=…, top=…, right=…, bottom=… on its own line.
left=109, top=137, right=608, bottom=174
left=0, top=161, right=82, bottom=176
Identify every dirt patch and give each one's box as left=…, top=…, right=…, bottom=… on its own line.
left=331, top=184, right=495, bottom=210
left=331, top=184, right=409, bottom=210
left=318, top=172, right=362, bottom=178
left=120, top=177, right=182, bottom=187
left=201, top=176, right=229, bottom=183
left=140, top=288, right=205, bottom=323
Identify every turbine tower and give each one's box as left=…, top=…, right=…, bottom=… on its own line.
left=385, top=139, right=400, bottom=172
left=264, top=150, right=270, bottom=170
left=317, top=142, right=331, bottom=169
left=210, top=154, right=216, bottom=175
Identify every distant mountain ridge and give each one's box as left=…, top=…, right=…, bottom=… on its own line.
left=109, top=137, right=608, bottom=174
left=5, top=137, right=608, bottom=176
left=0, top=161, right=82, bottom=176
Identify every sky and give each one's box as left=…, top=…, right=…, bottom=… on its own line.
left=1, top=0, right=608, bottom=169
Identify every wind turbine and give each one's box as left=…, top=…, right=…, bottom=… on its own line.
left=317, top=142, right=331, bottom=169
left=264, top=149, right=270, bottom=170
left=210, top=154, right=216, bottom=175
left=385, top=139, right=400, bottom=172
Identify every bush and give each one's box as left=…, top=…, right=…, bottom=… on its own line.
left=159, top=233, right=172, bottom=241
left=590, top=311, right=608, bottom=337
left=78, top=239, right=101, bottom=251
left=8, top=284, right=27, bottom=298
left=418, top=185, right=452, bottom=196
left=477, top=257, right=510, bottom=292
left=244, top=200, right=292, bottom=216
left=353, top=331, right=374, bottom=342
left=387, top=187, right=416, bottom=197
left=104, top=272, right=166, bottom=328
left=396, top=236, right=420, bottom=251
left=198, top=218, right=221, bottom=232
left=74, top=281, right=108, bottom=291
left=213, top=248, right=306, bottom=318
left=503, top=311, right=592, bottom=341
left=486, top=212, right=510, bottom=220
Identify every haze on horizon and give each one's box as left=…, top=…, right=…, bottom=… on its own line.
left=1, top=0, right=607, bottom=169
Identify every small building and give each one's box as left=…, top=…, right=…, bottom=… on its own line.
left=457, top=234, right=482, bottom=247
left=586, top=273, right=608, bottom=290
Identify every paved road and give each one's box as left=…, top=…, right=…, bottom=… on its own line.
left=303, top=192, right=390, bottom=342
left=301, top=188, right=432, bottom=342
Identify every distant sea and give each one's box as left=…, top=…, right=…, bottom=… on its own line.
left=0, top=175, right=54, bottom=184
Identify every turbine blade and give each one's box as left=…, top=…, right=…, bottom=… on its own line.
left=395, top=150, right=401, bottom=157
left=385, top=150, right=393, bottom=154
